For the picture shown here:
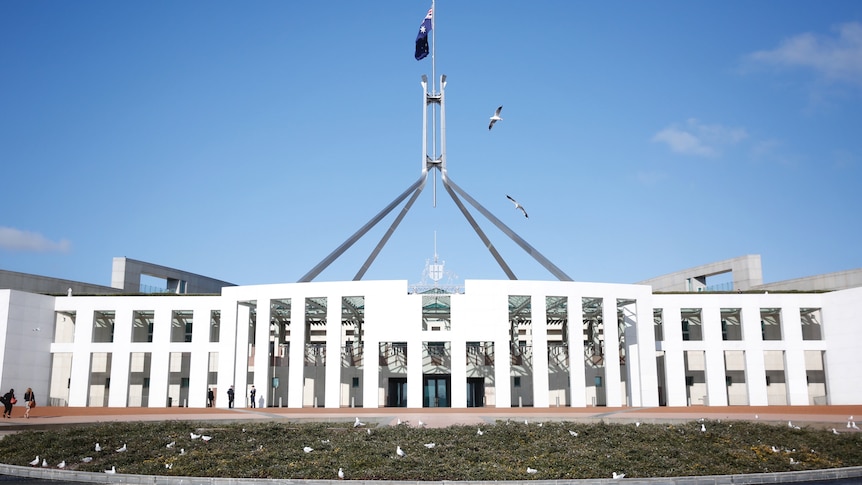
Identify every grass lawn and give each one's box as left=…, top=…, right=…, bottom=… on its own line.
left=2, top=419, right=861, bottom=480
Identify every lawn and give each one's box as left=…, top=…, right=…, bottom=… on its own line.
left=2, top=419, right=861, bottom=480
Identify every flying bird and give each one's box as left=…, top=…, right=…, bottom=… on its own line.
left=354, top=417, right=365, bottom=428
left=396, top=446, right=406, bottom=458
left=116, top=444, right=127, bottom=453
left=506, top=195, right=528, bottom=218
left=104, top=466, right=116, bottom=474
left=526, top=467, right=538, bottom=474
left=29, top=456, right=40, bottom=466
left=488, top=106, right=503, bottom=130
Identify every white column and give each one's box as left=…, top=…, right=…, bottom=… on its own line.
left=662, top=304, right=687, bottom=406
left=602, top=296, right=622, bottom=407
left=532, top=293, right=550, bottom=408
left=407, top=339, right=423, bottom=408
left=568, top=292, right=586, bottom=407
left=782, top=304, right=808, bottom=405
left=741, top=305, right=767, bottom=405
left=288, top=296, right=307, bottom=408
left=451, top=339, right=467, bottom=408
left=107, top=308, right=132, bottom=407
left=495, top=335, right=512, bottom=408
left=254, top=297, right=272, bottom=408
left=324, top=294, right=342, bottom=408
left=702, top=305, right=728, bottom=406
left=149, top=308, right=171, bottom=408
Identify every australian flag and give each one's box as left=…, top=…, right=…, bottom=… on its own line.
left=414, top=7, right=432, bottom=60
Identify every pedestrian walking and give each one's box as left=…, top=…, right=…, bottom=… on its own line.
left=227, top=385, right=235, bottom=408
left=1, top=388, right=15, bottom=418
left=249, top=385, right=256, bottom=408
left=23, top=388, right=35, bottom=418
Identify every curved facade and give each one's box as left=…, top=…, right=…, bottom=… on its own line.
left=3, top=275, right=860, bottom=409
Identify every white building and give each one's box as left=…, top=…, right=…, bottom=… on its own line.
left=1, top=255, right=860, bottom=409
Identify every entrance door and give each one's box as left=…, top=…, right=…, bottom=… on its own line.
left=387, top=378, right=407, bottom=407
left=467, top=377, right=484, bottom=407
left=423, top=375, right=450, bottom=407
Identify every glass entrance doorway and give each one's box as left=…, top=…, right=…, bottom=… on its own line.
left=423, top=375, right=450, bottom=407
left=387, top=378, right=407, bottom=407
left=467, top=377, right=485, bottom=407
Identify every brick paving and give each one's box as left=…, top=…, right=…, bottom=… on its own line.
left=4, top=403, right=862, bottom=430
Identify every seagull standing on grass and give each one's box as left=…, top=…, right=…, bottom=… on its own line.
left=166, top=441, right=175, bottom=449
left=303, top=446, right=314, bottom=453
left=396, top=446, right=406, bottom=458
left=57, top=461, right=66, bottom=469
left=526, top=467, right=538, bottom=474
left=613, top=472, right=625, bottom=479
left=29, top=456, right=39, bottom=466
left=488, top=106, right=503, bottom=130
left=115, top=444, right=127, bottom=453
left=95, top=443, right=102, bottom=452
left=506, top=195, right=528, bottom=218
left=338, top=468, right=344, bottom=479
left=104, top=466, right=116, bottom=474
left=354, top=417, right=365, bottom=428
left=191, top=432, right=201, bottom=440
left=41, top=459, right=48, bottom=467
left=424, top=443, right=436, bottom=449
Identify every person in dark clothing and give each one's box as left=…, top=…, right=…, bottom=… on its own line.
left=207, top=388, right=214, bottom=407
left=249, top=386, right=256, bottom=408
left=23, top=388, right=35, bottom=418
left=227, top=385, right=235, bottom=408
left=1, top=389, right=15, bottom=418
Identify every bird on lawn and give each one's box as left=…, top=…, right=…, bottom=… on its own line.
left=41, top=459, right=48, bottom=468
left=190, top=432, right=201, bottom=440
left=569, top=430, right=578, bottom=437
left=354, top=417, right=365, bottom=428
left=115, top=444, right=127, bottom=453
left=303, top=446, right=314, bottom=453
left=701, top=424, right=706, bottom=432
left=488, top=106, right=503, bottom=130
left=424, top=443, right=436, bottom=449
left=506, top=195, right=528, bottom=218
left=477, top=427, right=484, bottom=436
left=338, top=468, right=344, bottom=479
left=396, top=446, right=406, bottom=458
left=29, top=456, right=39, bottom=466
left=57, top=461, right=66, bottom=469
left=202, top=435, right=212, bottom=442
left=94, top=443, right=102, bottom=452
left=81, top=457, right=93, bottom=463
left=526, top=467, right=538, bottom=474
left=166, top=441, right=175, bottom=448
left=613, top=472, right=626, bottom=479
left=104, top=466, right=116, bottom=474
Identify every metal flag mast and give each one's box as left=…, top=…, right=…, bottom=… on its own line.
left=297, top=2, right=571, bottom=283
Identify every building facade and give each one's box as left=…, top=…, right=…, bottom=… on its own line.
left=2, top=273, right=860, bottom=409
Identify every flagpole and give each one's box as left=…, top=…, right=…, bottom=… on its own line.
left=430, top=0, right=438, bottom=207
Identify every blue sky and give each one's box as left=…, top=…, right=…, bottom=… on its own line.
left=2, top=1, right=861, bottom=289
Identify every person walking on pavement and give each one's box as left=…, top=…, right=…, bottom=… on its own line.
left=23, top=388, right=35, bottom=418
left=249, top=385, right=256, bottom=408
left=227, top=385, right=235, bottom=408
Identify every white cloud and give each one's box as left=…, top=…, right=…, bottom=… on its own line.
left=0, top=227, right=71, bottom=253
left=652, top=118, right=748, bottom=157
left=749, top=22, right=862, bottom=86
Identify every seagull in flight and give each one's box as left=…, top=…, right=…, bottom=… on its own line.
left=506, top=195, right=528, bottom=218
left=488, top=106, right=503, bottom=130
